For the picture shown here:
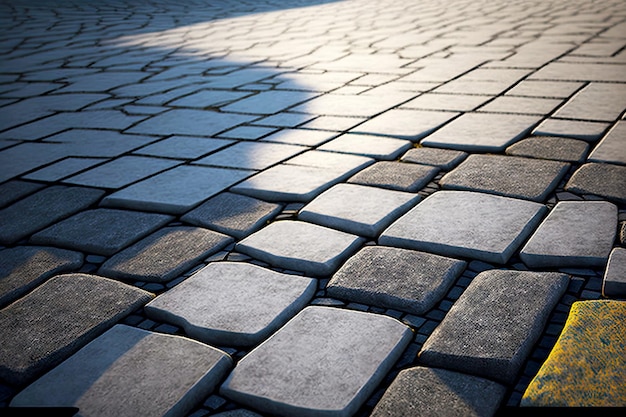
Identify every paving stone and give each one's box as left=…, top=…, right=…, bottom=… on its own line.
left=195, top=142, right=306, bottom=170
left=134, top=136, right=235, bottom=159
left=588, top=121, right=626, bottom=166
left=260, top=128, right=338, bottom=146
left=30, top=209, right=173, bottom=256
left=370, top=367, right=506, bottom=417
left=400, top=147, right=467, bottom=170
left=220, top=306, right=412, bottom=417
left=0, top=246, right=83, bottom=308
left=347, top=161, right=439, bottom=192
left=145, top=262, right=316, bottom=346
left=290, top=93, right=408, bottom=117
left=298, top=183, right=420, bottom=238
left=236, top=221, right=365, bottom=276
left=552, top=83, right=626, bottom=122
left=505, top=80, right=583, bottom=98
left=521, top=300, right=626, bottom=407
left=351, top=109, right=458, bottom=140
left=603, top=247, right=626, bottom=297
left=64, top=156, right=179, bottom=189
left=420, top=113, right=541, bottom=152
left=299, top=116, right=366, bottom=132
left=477, top=96, right=562, bottom=115
left=419, top=270, right=569, bottom=384
left=532, top=119, right=610, bottom=142
left=505, top=136, right=589, bottom=163
left=0, top=180, right=45, bottom=208
left=380, top=191, right=547, bottom=264
left=212, top=411, right=263, bottom=417
left=23, top=157, right=109, bottom=182
left=565, top=162, right=626, bottom=204
left=440, top=154, right=569, bottom=202
left=102, top=165, right=254, bottom=214
left=222, top=91, right=318, bottom=115
left=520, top=201, right=617, bottom=268
left=0, top=186, right=105, bottom=245
left=327, top=246, right=465, bottom=315
left=0, top=274, right=152, bottom=386
left=11, top=325, right=232, bottom=417
left=529, top=62, right=626, bottom=83
left=169, top=89, right=251, bottom=108
left=400, top=93, right=492, bottom=111
left=99, top=227, right=233, bottom=283
left=317, top=133, right=412, bottom=160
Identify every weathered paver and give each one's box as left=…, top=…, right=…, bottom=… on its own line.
left=237, top=221, right=365, bottom=276
left=419, top=270, right=569, bottom=384
left=552, top=83, right=626, bottom=122
left=439, top=154, right=569, bottom=202
left=30, top=208, right=173, bottom=256
left=371, top=367, right=506, bottom=417
left=260, top=129, right=338, bottom=146
left=220, top=306, right=412, bottom=417
left=24, top=157, right=109, bottom=182
left=520, top=201, right=617, bottom=268
left=327, top=246, right=465, bottom=314
left=317, top=134, right=412, bottom=160
left=0, top=186, right=105, bottom=245
left=298, top=184, right=420, bottom=238
left=0, top=180, right=44, bottom=208
left=10, top=325, right=233, bottom=417
left=0, top=246, right=83, bottom=308
left=532, top=119, right=610, bottom=142
left=350, top=109, right=458, bottom=140
left=587, top=121, right=626, bottom=165
left=99, top=226, right=233, bottom=283
left=0, top=274, right=152, bottom=386
left=380, top=191, right=547, bottom=264
left=505, top=136, right=589, bottom=163
left=347, top=161, right=439, bottom=192
left=145, top=262, right=316, bottom=346
left=564, top=162, right=626, bottom=204
left=400, top=147, right=467, bottom=170
left=603, top=248, right=626, bottom=297
left=521, top=300, right=626, bottom=407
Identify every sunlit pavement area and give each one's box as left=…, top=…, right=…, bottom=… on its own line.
left=1, top=0, right=625, bottom=415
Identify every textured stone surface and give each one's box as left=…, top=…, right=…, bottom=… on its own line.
left=400, top=147, right=467, bottom=170
left=351, top=109, right=458, bottom=139
left=588, top=121, right=626, bottom=165
left=99, top=227, right=233, bottom=283
left=347, top=161, right=439, bottom=192
left=565, top=162, right=626, bottom=204
left=11, top=325, right=232, bottom=417
left=603, top=248, right=626, bottom=297
left=506, top=136, right=589, bottom=163
left=520, top=201, right=617, bottom=268
left=237, top=221, right=365, bottom=276
left=371, top=367, right=506, bottom=417
left=145, top=262, right=316, bottom=346
left=220, top=306, right=412, bottom=417
left=134, top=136, right=234, bottom=159
left=126, top=109, right=256, bottom=136
left=533, top=119, right=610, bottom=142
left=298, top=184, right=420, bottom=238
left=181, top=193, right=282, bottom=239
left=440, top=154, right=569, bottom=202
left=0, top=274, right=152, bottom=386
left=0, top=246, right=83, bottom=308
left=552, top=82, right=626, bottom=122
left=521, top=300, right=626, bottom=407
left=317, top=133, right=412, bottom=160
left=195, top=142, right=306, bottom=170
left=30, top=209, right=173, bottom=256
left=327, top=246, right=465, bottom=314
left=419, top=270, right=569, bottom=384
left=0, top=186, right=105, bottom=245
left=380, top=191, right=547, bottom=264
left=0, top=180, right=44, bottom=208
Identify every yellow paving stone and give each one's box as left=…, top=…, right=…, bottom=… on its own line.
left=521, top=300, right=626, bottom=407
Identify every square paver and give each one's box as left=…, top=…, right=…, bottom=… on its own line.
left=260, top=128, right=338, bottom=146
left=347, top=161, right=439, bottom=192
left=506, top=137, right=589, bottom=163
left=379, top=191, right=547, bottom=264
left=222, top=91, right=318, bottom=115
left=134, top=136, right=234, bottom=159
left=195, top=142, right=307, bottom=170
left=400, top=147, right=467, bottom=170
left=532, top=119, right=609, bottom=142
left=290, top=94, right=407, bottom=117
left=317, top=133, right=412, bottom=160
left=588, top=121, right=626, bottom=165
left=0, top=180, right=45, bottom=208
left=603, top=248, right=626, bottom=297
left=351, top=109, right=458, bottom=140
left=23, top=158, right=109, bottom=182
left=565, top=163, right=626, bottom=204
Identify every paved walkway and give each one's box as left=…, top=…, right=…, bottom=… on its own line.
left=1, top=0, right=625, bottom=415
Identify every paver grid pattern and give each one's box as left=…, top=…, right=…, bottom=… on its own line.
left=0, top=0, right=625, bottom=415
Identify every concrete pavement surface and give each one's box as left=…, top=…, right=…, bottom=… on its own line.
left=1, top=0, right=625, bottom=415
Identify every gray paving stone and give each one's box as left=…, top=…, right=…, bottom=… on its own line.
left=0, top=246, right=83, bottom=308
left=260, top=128, right=338, bottom=146
left=134, top=136, right=234, bottom=159
left=169, top=89, right=251, bottom=108
left=588, top=121, right=626, bottom=165
left=236, top=221, right=365, bottom=276
left=30, top=209, right=173, bottom=256
left=0, top=180, right=45, bottom=208
left=370, top=367, right=506, bottom=417
left=379, top=191, right=547, bottom=264
left=440, top=154, right=569, bottom=202
left=347, top=161, right=439, bottom=192
left=11, top=325, right=232, bottom=417
left=505, top=80, right=583, bottom=99
left=23, top=157, right=109, bottom=182
left=400, top=93, right=492, bottom=112
left=64, top=156, right=179, bottom=189
left=220, top=306, right=412, bottom=417
left=181, top=193, right=281, bottom=239
left=102, top=165, right=254, bottom=214
left=317, top=134, right=412, bottom=160
left=0, top=274, right=152, bottom=386
left=477, top=96, right=562, bottom=115
left=290, top=93, right=408, bottom=117
left=532, top=119, right=610, bottom=142
left=419, top=270, right=569, bottom=384
left=327, top=246, right=465, bottom=315
left=506, top=136, right=589, bottom=163
left=421, top=113, right=541, bottom=152
left=529, top=62, right=626, bottom=83
left=222, top=91, right=318, bottom=115
left=351, top=109, right=458, bottom=140
left=298, top=183, right=420, bottom=238
left=520, top=201, right=617, bottom=268
left=400, top=147, right=468, bottom=170
left=565, top=162, right=626, bottom=204
left=603, top=247, right=626, bottom=297
left=220, top=126, right=277, bottom=140
left=99, top=227, right=233, bottom=283
left=0, top=186, right=105, bottom=245
left=552, top=83, right=626, bottom=122
left=145, top=262, right=316, bottom=346
left=195, top=142, right=306, bottom=170
left=42, top=128, right=158, bottom=157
